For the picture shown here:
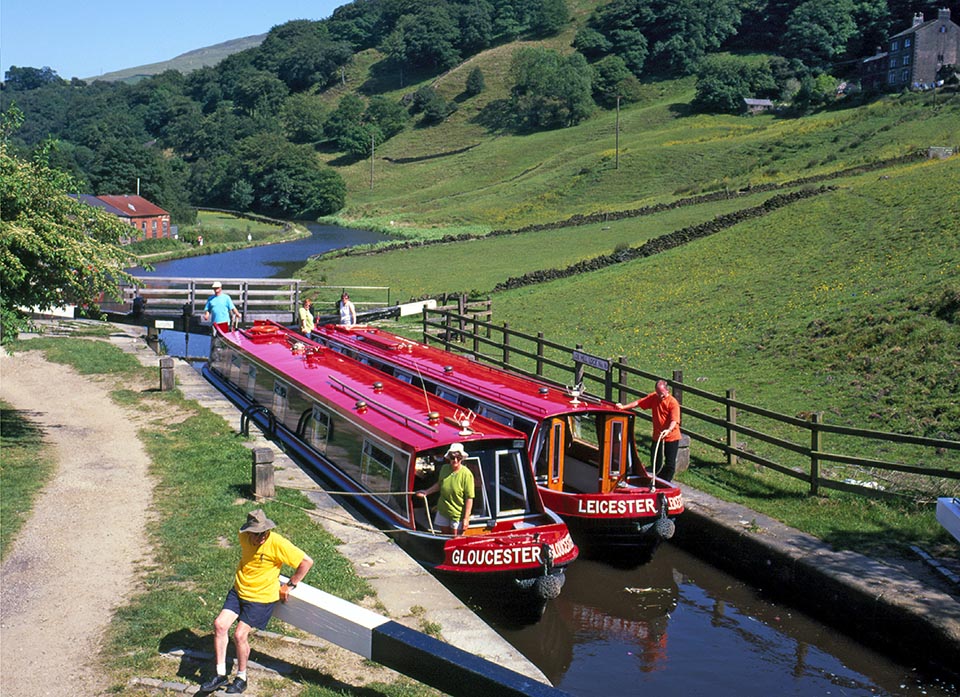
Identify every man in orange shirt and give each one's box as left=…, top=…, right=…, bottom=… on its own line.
left=618, top=380, right=682, bottom=481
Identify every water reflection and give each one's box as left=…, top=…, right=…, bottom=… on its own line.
left=496, top=545, right=957, bottom=697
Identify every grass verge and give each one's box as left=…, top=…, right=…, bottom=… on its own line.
left=0, top=400, right=57, bottom=560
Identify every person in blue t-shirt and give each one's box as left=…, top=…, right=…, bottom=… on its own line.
left=203, top=281, right=241, bottom=333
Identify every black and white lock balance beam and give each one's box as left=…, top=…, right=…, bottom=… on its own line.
left=273, top=577, right=571, bottom=697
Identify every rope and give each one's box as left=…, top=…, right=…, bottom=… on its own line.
left=267, top=487, right=439, bottom=537
left=651, top=431, right=668, bottom=492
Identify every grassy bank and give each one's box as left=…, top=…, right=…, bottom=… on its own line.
left=0, top=399, right=56, bottom=559
left=8, top=334, right=435, bottom=696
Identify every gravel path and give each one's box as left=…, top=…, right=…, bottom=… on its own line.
left=0, top=348, right=155, bottom=696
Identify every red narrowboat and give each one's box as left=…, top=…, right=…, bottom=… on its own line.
left=204, top=321, right=578, bottom=616
left=311, top=324, right=683, bottom=562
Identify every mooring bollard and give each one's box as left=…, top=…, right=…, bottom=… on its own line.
left=159, top=356, right=175, bottom=392
left=252, top=448, right=275, bottom=501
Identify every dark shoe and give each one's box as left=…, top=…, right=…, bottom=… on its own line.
left=199, top=674, right=229, bottom=693
left=225, top=677, right=247, bottom=693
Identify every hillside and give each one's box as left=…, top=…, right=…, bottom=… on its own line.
left=86, top=34, right=265, bottom=83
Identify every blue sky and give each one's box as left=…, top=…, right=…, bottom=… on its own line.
left=2, top=0, right=346, bottom=80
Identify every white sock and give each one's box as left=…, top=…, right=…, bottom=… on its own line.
left=216, top=663, right=226, bottom=676
left=236, top=671, right=247, bottom=681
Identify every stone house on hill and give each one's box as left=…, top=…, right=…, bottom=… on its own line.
left=73, top=194, right=171, bottom=242
left=862, top=8, right=960, bottom=91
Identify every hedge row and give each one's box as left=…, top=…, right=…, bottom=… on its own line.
left=492, top=186, right=836, bottom=292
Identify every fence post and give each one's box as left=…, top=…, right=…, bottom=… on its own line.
left=536, top=333, right=545, bottom=377
left=604, top=362, right=614, bottom=402
left=726, top=389, right=738, bottom=466
left=672, top=369, right=683, bottom=406
left=457, top=295, right=466, bottom=341
left=810, top=412, right=822, bottom=495
left=617, top=356, right=628, bottom=403
left=502, top=323, right=510, bottom=366
left=421, top=307, right=428, bottom=343
left=472, top=316, right=480, bottom=357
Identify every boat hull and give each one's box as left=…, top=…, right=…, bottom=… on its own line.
left=202, top=357, right=574, bottom=614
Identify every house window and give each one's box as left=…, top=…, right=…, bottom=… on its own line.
left=940, top=26, right=947, bottom=33
left=903, top=55, right=910, bottom=66
left=902, top=69, right=910, bottom=81
left=889, top=58, right=897, bottom=68
left=151, top=220, right=157, bottom=231
left=891, top=40, right=899, bottom=51
left=888, top=71, right=898, bottom=84
left=904, top=37, right=911, bottom=47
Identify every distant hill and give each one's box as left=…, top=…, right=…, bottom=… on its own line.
left=87, top=34, right=266, bottom=83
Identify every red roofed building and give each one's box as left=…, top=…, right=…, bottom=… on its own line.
left=95, top=194, right=171, bottom=240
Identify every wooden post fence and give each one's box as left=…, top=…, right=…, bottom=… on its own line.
left=418, top=307, right=960, bottom=501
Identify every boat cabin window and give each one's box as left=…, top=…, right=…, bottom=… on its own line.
left=229, top=354, right=243, bottom=384
left=395, top=371, right=413, bottom=384
left=462, top=456, right=490, bottom=520
left=361, top=441, right=408, bottom=516
left=304, top=405, right=331, bottom=454
left=436, top=386, right=460, bottom=403
left=496, top=449, right=528, bottom=515
left=244, top=364, right=257, bottom=399
left=272, top=381, right=289, bottom=422
left=477, top=403, right=513, bottom=427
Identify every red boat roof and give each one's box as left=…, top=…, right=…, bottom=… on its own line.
left=315, top=324, right=626, bottom=421
left=220, top=322, right=526, bottom=453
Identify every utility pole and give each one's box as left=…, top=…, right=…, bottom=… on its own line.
left=615, top=96, right=621, bottom=170
left=370, top=133, right=375, bottom=190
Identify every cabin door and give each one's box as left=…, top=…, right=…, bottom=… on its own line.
left=601, top=416, right=630, bottom=493
left=544, top=418, right=565, bottom=492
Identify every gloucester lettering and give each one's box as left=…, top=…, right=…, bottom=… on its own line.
left=450, top=533, right=575, bottom=567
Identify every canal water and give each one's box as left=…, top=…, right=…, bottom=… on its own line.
left=139, top=226, right=957, bottom=697
left=132, top=223, right=388, bottom=357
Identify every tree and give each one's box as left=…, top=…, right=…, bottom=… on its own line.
left=692, top=54, right=778, bottom=113
left=591, top=55, right=643, bottom=107
left=235, top=134, right=345, bottom=217
left=465, top=67, right=486, bottom=97
left=324, top=93, right=366, bottom=150
left=255, top=20, right=354, bottom=91
left=456, top=1, right=494, bottom=55
left=585, top=0, right=741, bottom=77
left=782, top=0, right=858, bottom=72
left=281, top=93, right=328, bottom=144
left=0, top=110, right=138, bottom=342
left=3, top=66, right=65, bottom=91
left=364, top=96, right=407, bottom=139
left=530, top=0, right=570, bottom=36
left=509, top=47, right=595, bottom=130
left=385, top=7, right=462, bottom=71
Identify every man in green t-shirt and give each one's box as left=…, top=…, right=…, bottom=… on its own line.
left=200, top=509, right=313, bottom=694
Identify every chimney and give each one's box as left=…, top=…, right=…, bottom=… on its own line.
left=914, top=12, right=925, bottom=26
left=938, top=8, right=950, bottom=21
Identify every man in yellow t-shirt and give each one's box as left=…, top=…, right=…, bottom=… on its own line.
left=200, top=509, right=313, bottom=694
